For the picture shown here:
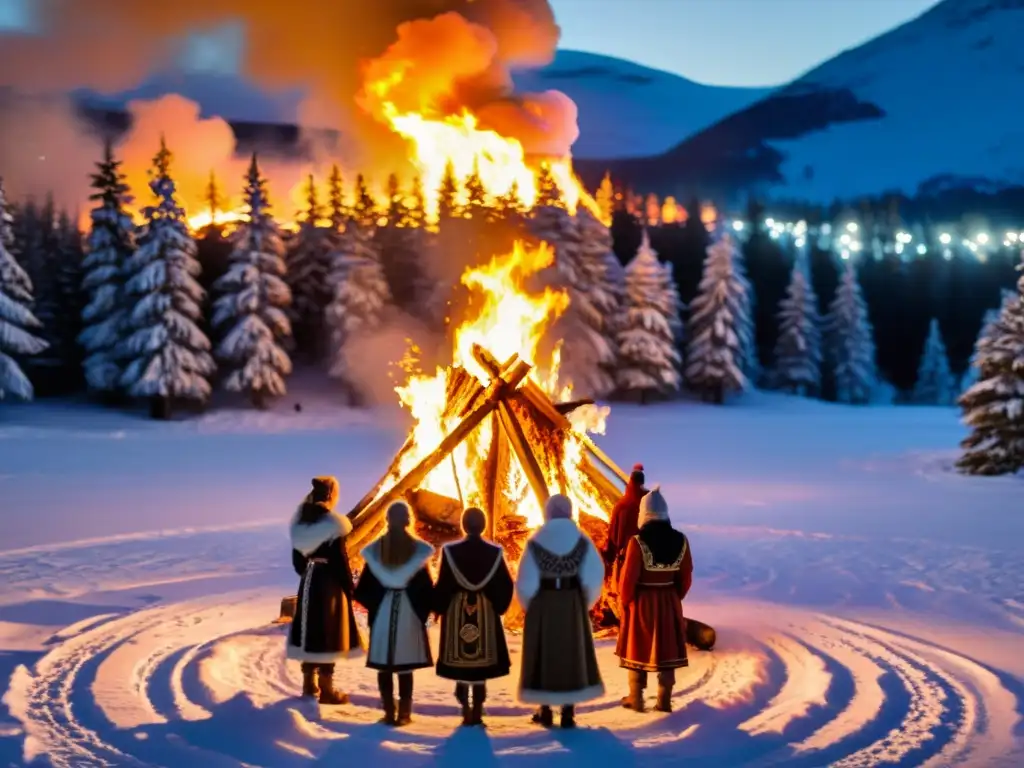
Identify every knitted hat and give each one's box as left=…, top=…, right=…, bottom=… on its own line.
left=310, top=476, right=340, bottom=508
left=544, top=493, right=573, bottom=522
left=461, top=507, right=487, bottom=537
left=386, top=500, right=412, bottom=529
left=629, top=463, right=645, bottom=486
left=638, top=485, right=669, bottom=527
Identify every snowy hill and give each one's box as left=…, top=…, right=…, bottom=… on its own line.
left=581, top=0, right=1024, bottom=202
left=511, top=50, right=771, bottom=159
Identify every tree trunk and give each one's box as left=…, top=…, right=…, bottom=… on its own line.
left=149, top=396, right=171, bottom=420
left=252, top=390, right=267, bottom=410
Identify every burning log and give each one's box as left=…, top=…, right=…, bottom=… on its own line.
left=347, top=357, right=532, bottom=551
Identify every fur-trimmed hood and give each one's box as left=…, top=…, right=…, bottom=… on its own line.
left=515, top=517, right=604, bottom=611
left=360, top=538, right=435, bottom=589
left=289, top=506, right=353, bottom=556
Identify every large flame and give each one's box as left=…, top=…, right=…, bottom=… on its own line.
left=388, top=240, right=609, bottom=528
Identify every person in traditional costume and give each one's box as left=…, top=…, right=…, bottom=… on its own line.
left=604, top=464, right=648, bottom=584
left=433, top=507, right=514, bottom=727
left=516, top=494, right=605, bottom=729
left=287, top=476, right=363, bottom=705
left=615, top=486, right=693, bottom=713
left=353, top=500, right=435, bottom=726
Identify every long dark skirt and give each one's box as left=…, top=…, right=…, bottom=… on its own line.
left=287, top=561, right=363, bottom=663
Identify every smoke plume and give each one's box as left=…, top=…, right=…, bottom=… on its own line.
left=0, top=0, right=573, bottom=210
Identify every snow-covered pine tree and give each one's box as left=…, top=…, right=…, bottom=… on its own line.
left=385, top=173, right=410, bottom=227
left=573, top=206, right=623, bottom=396
left=772, top=251, right=822, bottom=396
left=616, top=229, right=682, bottom=401
left=352, top=174, right=377, bottom=228
left=437, top=161, right=460, bottom=224
left=824, top=261, right=877, bottom=405
left=463, top=159, right=487, bottom=221
left=212, top=155, right=292, bottom=408
left=53, top=210, right=86, bottom=385
left=80, top=141, right=136, bottom=395
left=120, top=137, right=215, bottom=418
left=595, top=171, right=614, bottom=226
left=407, top=175, right=426, bottom=230
left=285, top=174, right=330, bottom=359
left=0, top=178, right=48, bottom=401
left=912, top=318, right=956, bottom=405
left=685, top=233, right=750, bottom=403
left=727, top=234, right=759, bottom=383
left=327, top=164, right=348, bottom=235
left=22, top=196, right=65, bottom=379
left=324, top=222, right=391, bottom=400
left=0, top=182, right=33, bottom=310
left=957, top=263, right=1024, bottom=476
left=961, top=290, right=1015, bottom=393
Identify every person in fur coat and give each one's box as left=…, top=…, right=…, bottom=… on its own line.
left=433, top=507, right=514, bottom=727
left=287, top=476, right=363, bottom=705
left=615, top=486, right=693, bottom=713
left=516, top=494, right=605, bottom=729
left=353, top=500, right=435, bottom=727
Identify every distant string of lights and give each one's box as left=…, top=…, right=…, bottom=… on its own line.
left=725, top=217, right=1022, bottom=263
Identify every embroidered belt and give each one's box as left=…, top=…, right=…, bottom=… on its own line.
left=540, top=575, right=580, bottom=591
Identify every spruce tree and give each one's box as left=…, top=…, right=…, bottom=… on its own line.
left=616, top=229, right=682, bottom=401
left=535, top=163, right=561, bottom=209
left=120, top=138, right=215, bottom=418
left=212, top=155, right=292, bottom=409
left=463, top=159, right=487, bottom=220
left=772, top=252, right=822, bottom=396
left=573, top=207, right=622, bottom=397
left=824, top=261, right=877, bottom=405
left=685, top=233, right=749, bottom=403
left=286, top=174, right=330, bottom=359
left=385, top=173, right=410, bottom=227
left=325, top=222, right=391, bottom=401
left=327, top=164, right=348, bottom=235
left=352, top=174, right=377, bottom=228
left=437, top=161, right=460, bottom=223
left=957, top=264, right=1024, bottom=475
left=21, top=196, right=64, bottom=378
left=407, top=175, right=426, bottom=230
left=961, top=291, right=1015, bottom=393
left=53, top=210, right=86, bottom=386
left=496, top=180, right=524, bottom=222
left=80, top=141, right=136, bottom=395
left=912, top=318, right=956, bottom=405
left=0, top=178, right=48, bottom=400
left=724, top=233, right=759, bottom=383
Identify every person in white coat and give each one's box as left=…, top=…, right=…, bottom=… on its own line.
left=516, top=493, right=605, bottom=729
left=353, top=501, right=435, bottom=726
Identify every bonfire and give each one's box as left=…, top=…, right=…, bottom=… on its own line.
left=343, top=240, right=627, bottom=627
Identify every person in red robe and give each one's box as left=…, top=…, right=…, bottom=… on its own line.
left=614, top=485, right=693, bottom=713
left=603, top=464, right=647, bottom=595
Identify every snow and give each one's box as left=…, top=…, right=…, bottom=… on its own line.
left=511, top=51, right=772, bottom=159
left=764, top=0, right=1024, bottom=201
left=1, top=386, right=1023, bottom=765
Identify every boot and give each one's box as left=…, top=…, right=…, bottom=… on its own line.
left=560, top=705, right=576, bottom=729
left=395, top=673, right=413, bottom=727
left=317, top=669, right=349, bottom=705
left=531, top=705, right=553, bottom=727
left=378, top=673, right=397, bottom=725
left=455, top=683, right=471, bottom=726
left=300, top=664, right=319, bottom=699
left=396, top=698, right=413, bottom=727
left=621, top=679, right=645, bottom=712
left=469, top=684, right=485, bottom=727
left=654, top=684, right=673, bottom=713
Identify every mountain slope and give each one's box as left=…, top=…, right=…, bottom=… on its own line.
left=511, top=50, right=771, bottom=159
left=582, top=0, right=1024, bottom=202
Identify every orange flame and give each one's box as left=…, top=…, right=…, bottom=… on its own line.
left=387, top=240, right=609, bottom=528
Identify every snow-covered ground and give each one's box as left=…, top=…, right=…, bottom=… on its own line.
left=0, top=390, right=1022, bottom=766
